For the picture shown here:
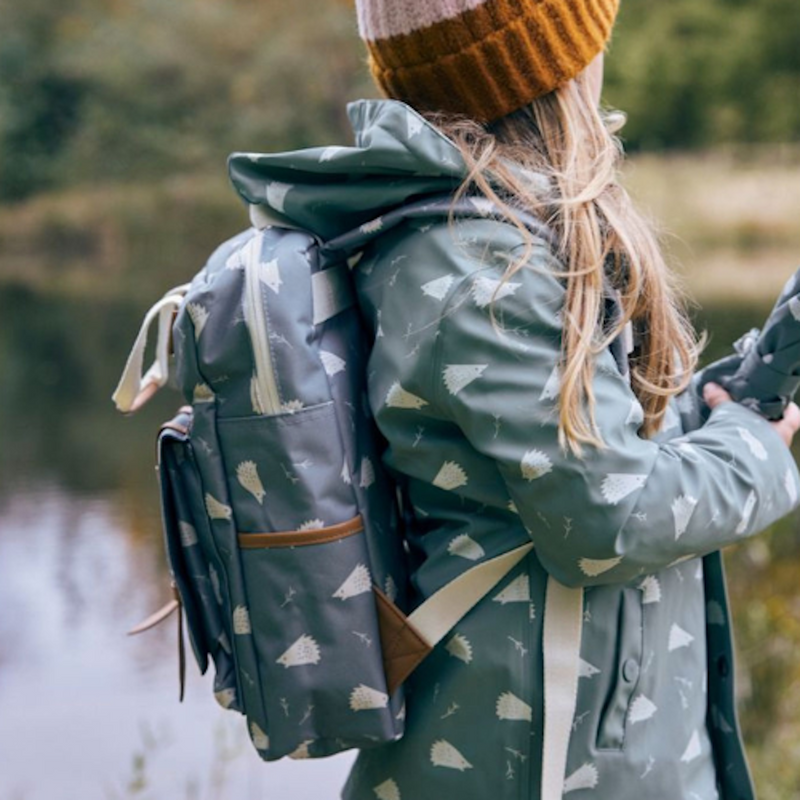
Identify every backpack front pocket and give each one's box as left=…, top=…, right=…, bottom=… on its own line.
left=238, top=515, right=403, bottom=759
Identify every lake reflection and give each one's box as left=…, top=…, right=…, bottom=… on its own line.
left=0, top=285, right=796, bottom=799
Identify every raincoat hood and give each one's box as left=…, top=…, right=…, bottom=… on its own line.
left=227, top=100, right=469, bottom=242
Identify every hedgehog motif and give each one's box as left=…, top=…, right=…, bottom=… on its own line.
left=319, top=145, right=346, bottom=162
left=373, top=778, right=401, bottom=800
left=785, top=467, right=798, bottom=504
left=629, top=694, right=658, bottom=724
left=384, top=575, right=398, bottom=602
left=205, top=493, right=232, bottom=521
left=671, top=494, right=698, bottom=540
left=447, top=534, right=485, bottom=561
left=406, top=110, right=424, bottom=138
left=430, top=740, right=473, bottom=771
left=232, top=605, right=251, bottom=635
left=288, top=740, right=314, bottom=760
left=540, top=365, right=561, bottom=401
left=520, top=449, right=553, bottom=481
left=433, top=461, right=468, bottom=491
left=258, top=259, right=282, bottom=294
left=737, top=427, right=767, bottom=460
left=350, top=684, right=389, bottom=711
left=496, top=692, right=532, bottom=722
left=214, top=688, right=237, bottom=709
left=493, top=574, right=530, bottom=604
left=341, top=461, right=352, bottom=485
left=360, top=217, right=384, bottom=234
left=420, top=275, right=455, bottom=301
left=193, top=383, right=215, bottom=403
left=563, top=763, right=599, bottom=793
left=236, top=461, right=266, bottom=504
left=209, top=564, right=223, bottom=605
left=706, top=600, right=726, bottom=626
left=179, top=521, right=198, bottom=547
left=470, top=197, right=495, bottom=217
left=578, top=659, right=601, bottom=679
left=319, top=350, right=346, bottom=377
left=578, top=556, right=623, bottom=577
left=298, top=519, right=325, bottom=531
left=187, top=303, right=209, bottom=339
left=445, top=633, right=473, bottom=664
left=507, top=500, right=519, bottom=514
left=638, top=576, right=662, bottom=604
left=333, top=564, right=372, bottom=600
left=277, top=635, right=321, bottom=668
left=281, top=399, right=305, bottom=414
left=668, top=623, right=695, bottom=651
left=347, top=252, right=364, bottom=270
left=735, top=490, right=757, bottom=535
left=360, top=457, right=376, bottom=489
left=266, top=181, right=293, bottom=213
left=680, top=730, right=701, bottom=763
left=385, top=382, right=428, bottom=410
left=471, top=276, right=522, bottom=309
left=442, top=364, right=488, bottom=395
left=250, top=722, right=269, bottom=751
left=600, top=473, right=648, bottom=505
left=626, top=398, right=644, bottom=425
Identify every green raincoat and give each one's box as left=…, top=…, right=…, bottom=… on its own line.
left=228, top=99, right=800, bottom=800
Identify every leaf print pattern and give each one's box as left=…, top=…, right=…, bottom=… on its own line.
left=333, top=564, right=372, bottom=600
left=600, top=473, right=648, bottom=504
left=496, top=692, right=532, bottom=721
left=579, top=556, right=623, bottom=577
left=447, top=534, right=485, bottom=561
left=433, top=461, right=468, bottom=490
left=470, top=276, right=521, bottom=309
left=430, top=740, right=473, bottom=771
left=420, top=275, right=455, bottom=300
left=737, top=427, right=767, bottom=460
left=276, top=635, right=321, bottom=668
left=735, top=490, right=757, bottom=535
left=442, top=364, right=487, bottom=395
left=385, top=382, right=428, bottom=409
left=563, top=763, right=599, bottom=793
left=671, top=494, right=698, bottom=540
left=520, top=449, right=553, bottom=481
left=236, top=461, right=266, bottom=504
left=668, top=623, right=695, bottom=652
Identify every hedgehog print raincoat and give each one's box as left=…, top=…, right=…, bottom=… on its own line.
left=228, top=99, right=800, bottom=800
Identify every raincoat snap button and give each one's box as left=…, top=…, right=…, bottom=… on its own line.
left=622, top=658, right=639, bottom=683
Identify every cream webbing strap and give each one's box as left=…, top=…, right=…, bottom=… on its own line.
left=406, top=542, right=534, bottom=647
left=541, top=577, right=585, bottom=800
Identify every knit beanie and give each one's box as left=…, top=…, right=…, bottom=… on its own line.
left=355, top=0, right=620, bottom=123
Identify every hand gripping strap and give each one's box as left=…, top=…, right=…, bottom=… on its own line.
left=541, top=577, right=585, bottom=800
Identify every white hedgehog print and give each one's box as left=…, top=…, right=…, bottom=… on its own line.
left=680, top=730, right=702, bottom=763
left=214, top=688, right=237, bottom=709
left=735, top=490, right=757, bottom=535
left=232, top=605, right=251, bottom=635
left=259, top=259, right=282, bottom=294
left=433, top=461, right=468, bottom=491
left=333, top=564, right=372, bottom=600
left=205, top=493, right=232, bottom=521
left=193, top=383, right=215, bottom=403
left=493, top=574, right=530, bottom=604
left=209, top=564, right=222, bottom=604
left=421, top=275, right=455, bottom=301
left=298, top=519, right=325, bottom=531
left=406, top=110, right=424, bottom=138
left=671, top=494, right=698, bottom=540
left=266, top=181, right=293, bottom=213
left=563, top=762, right=599, bottom=793
left=442, top=364, right=487, bottom=395
left=350, top=684, right=389, bottom=711
left=236, top=461, right=266, bottom=504
left=384, top=574, right=398, bottom=602
left=707, top=600, right=726, bottom=626
left=360, top=457, right=376, bottom=489
left=445, top=633, right=473, bottom=664
left=430, top=740, right=473, bottom=771
left=447, top=534, right=485, bottom=561
left=600, top=473, right=648, bottom=504
left=288, top=739, right=314, bottom=760
left=626, top=398, right=644, bottom=425
left=373, top=778, right=401, bottom=800
left=629, top=694, right=658, bottom=724
left=638, top=576, right=662, bottom=604
left=341, top=461, right=352, bottom=485
left=319, top=146, right=346, bottom=162
left=668, top=623, right=694, bottom=652
left=360, top=217, right=384, bottom=234
left=187, top=302, right=209, bottom=339
left=277, top=634, right=321, bottom=668
left=579, top=659, right=601, bottom=679
left=520, top=449, right=552, bottom=481
left=540, top=365, right=561, bottom=401
left=178, top=521, right=198, bottom=547
left=579, top=556, right=623, bottom=577
left=470, top=276, right=521, bottom=309
left=496, top=692, right=532, bottom=721
left=250, top=722, right=269, bottom=751
left=385, top=382, right=428, bottom=410
left=320, top=350, right=347, bottom=377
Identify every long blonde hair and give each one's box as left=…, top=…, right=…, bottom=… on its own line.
left=424, top=71, right=704, bottom=457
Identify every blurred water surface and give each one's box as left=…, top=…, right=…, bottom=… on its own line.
left=0, top=283, right=798, bottom=799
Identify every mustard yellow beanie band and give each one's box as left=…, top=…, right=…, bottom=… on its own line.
left=356, top=0, right=620, bottom=123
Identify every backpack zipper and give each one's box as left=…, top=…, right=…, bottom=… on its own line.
left=243, top=232, right=282, bottom=415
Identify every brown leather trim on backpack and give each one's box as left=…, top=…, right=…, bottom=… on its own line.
left=373, top=585, right=433, bottom=696
left=238, top=515, right=364, bottom=549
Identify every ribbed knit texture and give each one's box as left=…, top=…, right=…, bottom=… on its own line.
left=356, top=0, right=620, bottom=122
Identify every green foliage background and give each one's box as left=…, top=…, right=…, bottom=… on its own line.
left=1, top=0, right=799, bottom=203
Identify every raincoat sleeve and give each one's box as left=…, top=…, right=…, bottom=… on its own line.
left=431, top=246, right=800, bottom=589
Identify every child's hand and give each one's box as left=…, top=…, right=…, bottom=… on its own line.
left=703, top=381, right=800, bottom=448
